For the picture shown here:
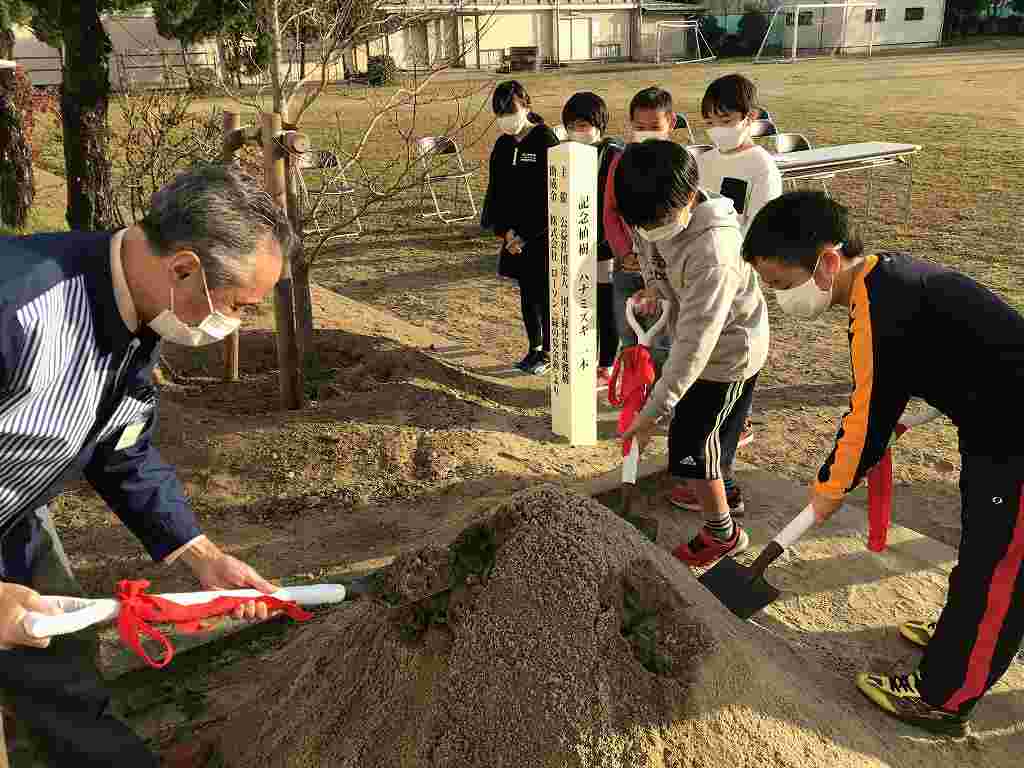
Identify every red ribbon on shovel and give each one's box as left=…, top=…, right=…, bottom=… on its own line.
left=608, top=345, right=657, bottom=452
left=116, top=579, right=312, bottom=669
left=866, top=406, right=942, bottom=552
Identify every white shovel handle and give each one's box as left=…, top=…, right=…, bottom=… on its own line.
left=625, top=297, right=671, bottom=347
left=23, top=584, right=347, bottom=639
left=773, top=504, right=818, bottom=550
left=622, top=439, right=640, bottom=484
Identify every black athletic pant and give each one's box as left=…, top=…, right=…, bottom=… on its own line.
left=518, top=267, right=550, bottom=353
left=0, top=508, right=159, bottom=767
left=917, top=455, right=1024, bottom=716
left=669, top=375, right=757, bottom=482
left=596, top=282, right=617, bottom=368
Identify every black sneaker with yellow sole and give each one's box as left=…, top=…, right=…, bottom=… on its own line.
left=855, top=671, right=968, bottom=737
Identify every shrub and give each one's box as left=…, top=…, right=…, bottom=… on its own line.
left=367, top=55, right=396, bottom=87
left=737, top=10, right=770, bottom=55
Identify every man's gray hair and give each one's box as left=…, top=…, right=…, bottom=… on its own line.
left=140, top=162, right=297, bottom=289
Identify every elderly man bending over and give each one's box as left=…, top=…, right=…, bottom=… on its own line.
left=0, top=163, right=294, bottom=767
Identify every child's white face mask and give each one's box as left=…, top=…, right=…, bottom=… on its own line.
left=631, top=129, right=668, bottom=144
left=773, top=245, right=842, bottom=320
left=708, top=119, right=751, bottom=151
left=635, top=208, right=692, bottom=243
left=568, top=127, right=600, bottom=145
left=498, top=111, right=530, bottom=136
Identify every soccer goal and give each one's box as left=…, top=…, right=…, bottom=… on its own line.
left=753, top=2, right=877, bottom=63
left=655, top=21, right=717, bottom=65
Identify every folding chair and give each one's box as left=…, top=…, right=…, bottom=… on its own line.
left=292, top=149, right=362, bottom=243
left=749, top=118, right=778, bottom=140
left=675, top=112, right=697, bottom=144
left=415, top=136, right=478, bottom=225
left=773, top=132, right=832, bottom=196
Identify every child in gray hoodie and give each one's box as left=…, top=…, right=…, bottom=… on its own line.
left=616, top=140, right=769, bottom=566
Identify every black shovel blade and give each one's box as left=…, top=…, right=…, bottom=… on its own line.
left=698, top=556, right=781, bottom=620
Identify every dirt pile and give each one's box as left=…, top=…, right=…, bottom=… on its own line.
left=217, top=485, right=933, bottom=768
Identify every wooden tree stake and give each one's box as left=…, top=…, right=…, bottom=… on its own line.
left=263, top=112, right=304, bottom=410
left=221, top=110, right=242, bottom=383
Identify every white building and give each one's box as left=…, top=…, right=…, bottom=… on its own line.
left=11, top=0, right=947, bottom=89
left=766, top=0, right=946, bottom=55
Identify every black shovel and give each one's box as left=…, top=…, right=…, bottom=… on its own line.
left=699, top=505, right=817, bottom=619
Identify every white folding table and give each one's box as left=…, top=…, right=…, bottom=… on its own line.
left=772, top=142, right=921, bottom=226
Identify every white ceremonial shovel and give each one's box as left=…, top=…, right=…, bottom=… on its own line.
left=22, top=584, right=347, bottom=639
left=618, top=297, right=672, bottom=514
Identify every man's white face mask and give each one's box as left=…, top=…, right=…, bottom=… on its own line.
left=149, top=267, right=241, bottom=347
left=773, top=245, right=843, bottom=320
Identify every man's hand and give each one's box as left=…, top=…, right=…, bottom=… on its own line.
left=0, top=583, right=62, bottom=650
left=809, top=490, right=844, bottom=524
left=622, top=412, right=659, bottom=454
left=630, top=287, right=659, bottom=316
left=179, top=539, right=276, bottom=621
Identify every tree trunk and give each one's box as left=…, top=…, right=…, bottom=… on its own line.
left=0, top=29, right=34, bottom=231
left=284, top=152, right=315, bottom=360
left=60, top=0, right=117, bottom=231
left=293, top=258, right=315, bottom=365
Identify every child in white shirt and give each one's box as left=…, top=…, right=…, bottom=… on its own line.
left=670, top=74, right=782, bottom=517
left=697, top=74, right=783, bottom=236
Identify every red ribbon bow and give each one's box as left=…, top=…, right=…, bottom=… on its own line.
left=866, top=423, right=909, bottom=552
left=607, top=345, right=657, bottom=454
left=116, top=579, right=313, bottom=669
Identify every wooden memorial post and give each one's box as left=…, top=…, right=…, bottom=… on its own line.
left=548, top=142, right=598, bottom=446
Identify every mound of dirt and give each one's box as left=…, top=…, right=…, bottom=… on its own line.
left=217, top=485, right=935, bottom=768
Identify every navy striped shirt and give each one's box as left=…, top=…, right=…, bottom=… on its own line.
left=0, top=231, right=200, bottom=574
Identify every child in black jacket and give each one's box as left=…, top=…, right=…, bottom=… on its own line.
left=482, top=80, right=560, bottom=375
left=561, top=91, right=625, bottom=387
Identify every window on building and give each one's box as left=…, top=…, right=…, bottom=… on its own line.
left=798, top=10, right=814, bottom=25
left=866, top=8, right=887, bottom=22
left=875, top=8, right=887, bottom=21
left=905, top=7, right=925, bottom=20
left=786, top=12, right=795, bottom=25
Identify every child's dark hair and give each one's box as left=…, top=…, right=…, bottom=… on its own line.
left=701, top=74, right=758, bottom=119
left=562, top=92, right=609, bottom=133
left=743, top=190, right=864, bottom=269
left=614, top=141, right=698, bottom=229
left=492, top=80, right=545, bottom=124
left=629, top=86, right=673, bottom=120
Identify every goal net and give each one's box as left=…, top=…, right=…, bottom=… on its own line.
left=754, top=2, right=877, bottom=63
left=655, top=21, right=717, bottom=65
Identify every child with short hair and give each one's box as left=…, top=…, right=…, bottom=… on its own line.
left=561, top=92, right=625, bottom=387
left=616, top=140, right=769, bottom=565
left=603, top=87, right=677, bottom=358
left=668, top=73, right=782, bottom=515
left=697, top=74, right=782, bottom=236
left=745, top=190, right=1024, bottom=736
